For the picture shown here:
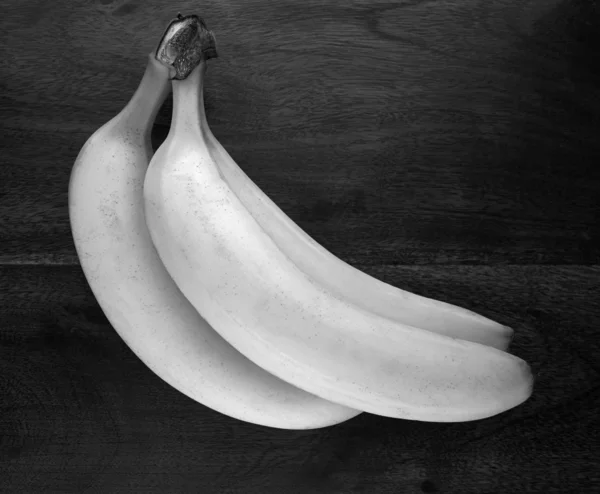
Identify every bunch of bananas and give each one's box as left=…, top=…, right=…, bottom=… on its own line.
left=68, top=14, right=533, bottom=429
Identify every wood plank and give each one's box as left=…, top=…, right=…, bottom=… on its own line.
left=1, top=264, right=598, bottom=492
left=1, top=0, right=600, bottom=265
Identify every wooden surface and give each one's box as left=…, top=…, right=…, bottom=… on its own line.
left=1, top=0, right=599, bottom=492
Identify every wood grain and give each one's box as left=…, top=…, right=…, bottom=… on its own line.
left=1, top=0, right=599, bottom=265
left=1, top=265, right=599, bottom=493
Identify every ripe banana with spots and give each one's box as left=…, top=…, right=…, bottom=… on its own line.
left=143, top=25, right=534, bottom=422
left=68, top=14, right=361, bottom=429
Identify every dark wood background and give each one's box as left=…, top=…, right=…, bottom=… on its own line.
left=2, top=0, right=600, bottom=492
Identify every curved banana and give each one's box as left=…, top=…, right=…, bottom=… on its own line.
left=144, top=61, right=534, bottom=422
left=68, top=15, right=360, bottom=429
left=199, top=84, right=511, bottom=351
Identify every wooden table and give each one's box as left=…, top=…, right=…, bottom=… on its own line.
left=2, top=0, right=599, bottom=492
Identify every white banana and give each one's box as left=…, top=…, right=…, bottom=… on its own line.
left=68, top=15, right=360, bottom=429
left=200, top=79, right=512, bottom=351
left=144, top=60, right=534, bottom=422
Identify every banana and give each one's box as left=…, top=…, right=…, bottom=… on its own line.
left=144, top=58, right=534, bottom=422
left=199, top=76, right=511, bottom=351
left=68, top=14, right=360, bottom=429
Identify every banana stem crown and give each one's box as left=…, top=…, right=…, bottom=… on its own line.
left=155, top=13, right=217, bottom=81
